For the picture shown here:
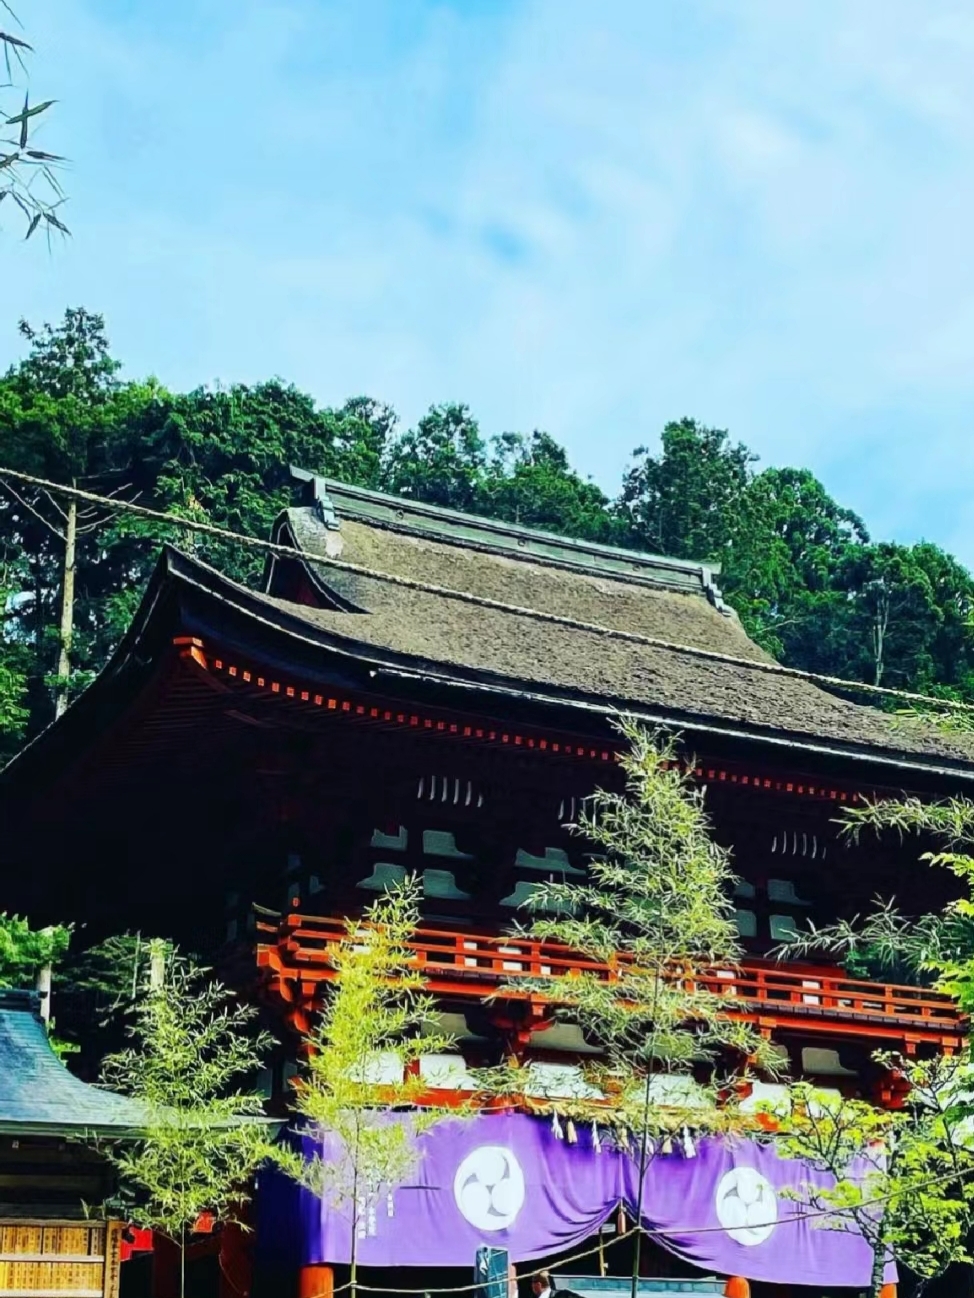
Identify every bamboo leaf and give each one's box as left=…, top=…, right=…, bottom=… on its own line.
left=6, top=96, right=55, bottom=149
left=5, top=96, right=54, bottom=126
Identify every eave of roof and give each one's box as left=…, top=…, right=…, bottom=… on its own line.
left=161, top=551, right=974, bottom=783
left=8, top=544, right=974, bottom=796
left=0, top=991, right=145, bottom=1137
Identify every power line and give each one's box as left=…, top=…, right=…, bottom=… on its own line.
left=1, top=464, right=973, bottom=719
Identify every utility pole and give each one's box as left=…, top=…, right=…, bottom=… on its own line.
left=53, top=493, right=77, bottom=719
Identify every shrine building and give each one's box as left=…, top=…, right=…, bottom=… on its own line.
left=1, top=470, right=971, bottom=1296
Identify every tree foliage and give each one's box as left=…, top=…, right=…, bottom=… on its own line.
left=0, top=911, right=69, bottom=987
left=618, top=418, right=755, bottom=562
left=99, top=947, right=275, bottom=1298
left=502, top=719, right=780, bottom=1298
left=513, top=719, right=779, bottom=1078
left=775, top=1059, right=974, bottom=1296
left=784, top=794, right=974, bottom=989
left=276, top=876, right=463, bottom=1295
left=778, top=787, right=974, bottom=1289
left=1, top=307, right=974, bottom=749
left=0, top=5, right=66, bottom=240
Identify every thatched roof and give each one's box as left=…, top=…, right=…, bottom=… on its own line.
left=7, top=476, right=974, bottom=796
left=255, top=477, right=974, bottom=775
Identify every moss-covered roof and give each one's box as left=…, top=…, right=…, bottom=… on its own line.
left=256, top=484, right=974, bottom=775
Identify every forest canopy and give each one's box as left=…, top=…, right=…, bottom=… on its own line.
left=1, top=306, right=972, bottom=752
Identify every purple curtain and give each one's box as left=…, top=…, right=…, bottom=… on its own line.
left=257, top=1112, right=895, bottom=1287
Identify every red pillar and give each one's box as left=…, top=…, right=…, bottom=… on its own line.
left=723, top=1280, right=750, bottom=1298
left=880, top=1286, right=897, bottom=1298
left=151, top=1235, right=180, bottom=1298
left=298, top=1264, right=335, bottom=1298
left=218, top=1222, right=252, bottom=1298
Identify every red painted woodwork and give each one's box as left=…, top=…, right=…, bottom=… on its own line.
left=119, top=1227, right=153, bottom=1263
left=199, top=646, right=878, bottom=804
left=298, top=1264, right=334, bottom=1298
left=256, top=912, right=966, bottom=1054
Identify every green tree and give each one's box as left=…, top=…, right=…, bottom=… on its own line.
left=837, top=542, right=945, bottom=689
left=383, top=402, right=486, bottom=511
left=0, top=309, right=147, bottom=718
left=722, top=466, right=869, bottom=660
left=780, top=789, right=974, bottom=1289
left=0, top=912, right=69, bottom=986
left=331, top=396, right=397, bottom=490
left=145, top=383, right=392, bottom=586
left=481, top=430, right=615, bottom=541
left=276, top=876, right=463, bottom=1298
left=775, top=1060, right=974, bottom=1296
left=506, top=719, right=779, bottom=1298
left=0, top=6, right=65, bottom=240
left=100, top=946, right=275, bottom=1298
left=0, top=550, right=30, bottom=747
left=618, top=419, right=755, bottom=561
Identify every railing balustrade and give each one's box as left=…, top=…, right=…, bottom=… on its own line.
left=256, top=912, right=965, bottom=1047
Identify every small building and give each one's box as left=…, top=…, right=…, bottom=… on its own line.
left=0, top=989, right=144, bottom=1298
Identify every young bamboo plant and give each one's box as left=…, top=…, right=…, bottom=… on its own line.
left=773, top=1054, right=974, bottom=1298
left=98, top=946, right=277, bottom=1298
left=499, top=717, right=782, bottom=1298
left=274, top=875, right=466, bottom=1298
left=777, top=788, right=974, bottom=1292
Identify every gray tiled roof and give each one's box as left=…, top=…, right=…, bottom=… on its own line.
left=0, top=991, right=144, bottom=1135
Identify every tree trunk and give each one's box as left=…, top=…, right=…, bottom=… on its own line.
left=630, top=1072, right=653, bottom=1298
left=53, top=495, right=76, bottom=719
left=36, top=964, right=52, bottom=1024
left=870, top=1238, right=887, bottom=1297
left=872, top=590, right=890, bottom=687
left=350, top=1126, right=360, bottom=1298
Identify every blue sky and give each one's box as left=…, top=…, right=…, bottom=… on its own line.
left=4, top=1, right=974, bottom=561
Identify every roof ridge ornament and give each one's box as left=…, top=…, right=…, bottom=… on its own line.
left=288, top=466, right=340, bottom=531
left=702, top=566, right=730, bottom=615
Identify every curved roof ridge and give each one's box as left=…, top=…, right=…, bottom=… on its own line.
left=288, top=468, right=730, bottom=608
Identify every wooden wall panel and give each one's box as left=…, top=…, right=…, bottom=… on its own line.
left=0, top=1220, right=121, bottom=1298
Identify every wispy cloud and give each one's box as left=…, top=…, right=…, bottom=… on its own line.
left=3, top=0, right=974, bottom=560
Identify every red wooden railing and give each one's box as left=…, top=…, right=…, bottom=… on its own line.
left=256, top=911, right=966, bottom=1051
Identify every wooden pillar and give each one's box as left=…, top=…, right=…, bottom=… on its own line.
left=723, top=1280, right=750, bottom=1298
left=151, top=1234, right=180, bottom=1298
left=36, top=964, right=52, bottom=1024
left=298, top=1264, right=334, bottom=1298
left=218, top=1222, right=252, bottom=1298
left=879, top=1286, right=897, bottom=1298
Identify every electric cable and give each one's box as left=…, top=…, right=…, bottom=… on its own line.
left=0, top=466, right=973, bottom=720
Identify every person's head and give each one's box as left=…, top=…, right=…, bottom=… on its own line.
left=531, top=1271, right=552, bottom=1295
